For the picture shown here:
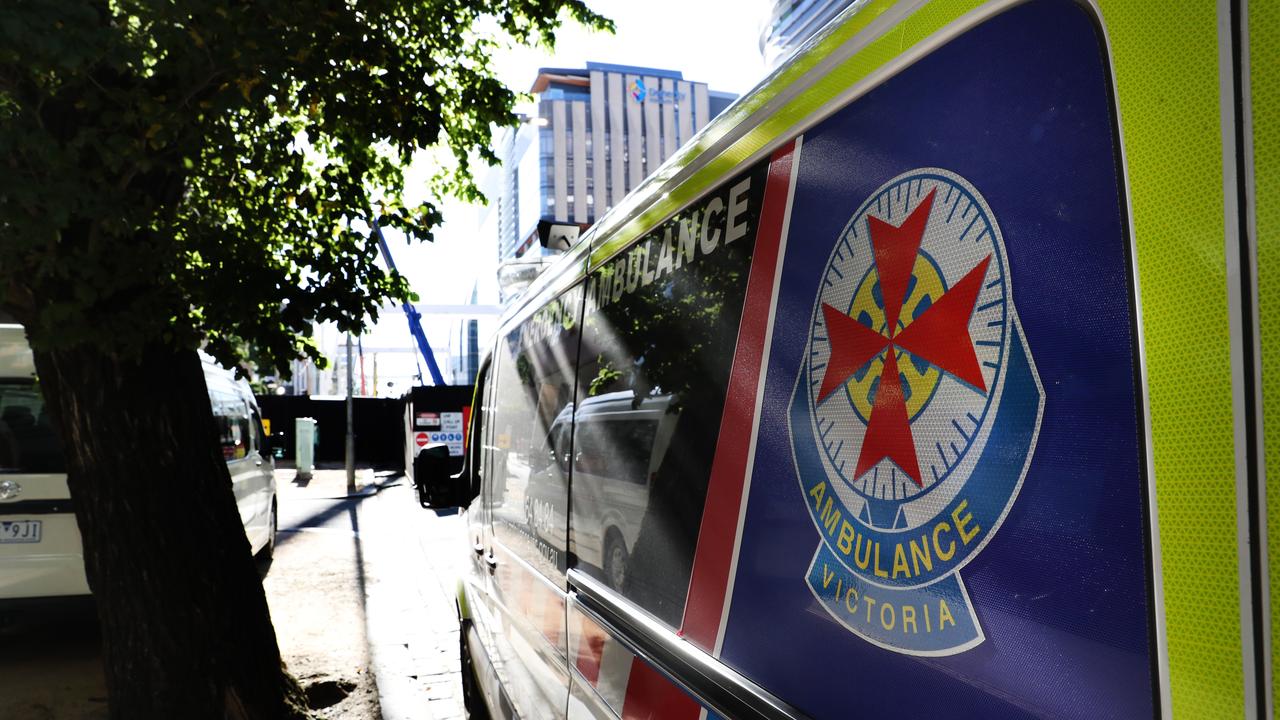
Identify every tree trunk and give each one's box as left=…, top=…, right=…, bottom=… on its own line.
left=32, top=342, right=310, bottom=720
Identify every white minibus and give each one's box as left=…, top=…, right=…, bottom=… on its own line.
left=0, top=322, right=278, bottom=603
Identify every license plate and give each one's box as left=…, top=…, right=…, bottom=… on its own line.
left=0, top=520, right=41, bottom=544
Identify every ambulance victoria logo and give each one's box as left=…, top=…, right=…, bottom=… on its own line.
left=788, top=168, right=1044, bottom=656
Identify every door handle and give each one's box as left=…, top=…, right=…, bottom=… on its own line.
left=473, top=542, right=485, bottom=555
left=485, top=553, right=498, bottom=571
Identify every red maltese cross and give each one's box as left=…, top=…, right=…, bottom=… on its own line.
left=817, top=188, right=992, bottom=487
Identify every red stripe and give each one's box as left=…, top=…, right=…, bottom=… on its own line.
left=620, top=659, right=702, bottom=720
left=574, top=611, right=607, bottom=686
left=679, top=140, right=797, bottom=653
left=618, top=142, right=798, bottom=720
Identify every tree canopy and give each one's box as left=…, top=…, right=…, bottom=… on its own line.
left=1, top=3, right=613, bottom=717
left=0, top=0, right=611, bottom=365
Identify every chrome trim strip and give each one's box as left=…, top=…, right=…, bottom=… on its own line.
left=1221, top=0, right=1261, bottom=714
left=568, top=569, right=808, bottom=720
left=1237, top=0, right=1271, bottom=714
left=1225, top=0, right=1270, bottom=714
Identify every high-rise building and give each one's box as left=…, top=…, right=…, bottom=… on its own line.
left=482, top=62, right=737, bottom=269
left=759, top=0, right=859, bottom=68
left=446, top=283, right=486, bottom=385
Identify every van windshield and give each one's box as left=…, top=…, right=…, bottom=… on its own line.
left=0, top=381, right=65, bottom=473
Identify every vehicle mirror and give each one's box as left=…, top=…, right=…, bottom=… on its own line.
left=412, top=443, right=470, bottom=510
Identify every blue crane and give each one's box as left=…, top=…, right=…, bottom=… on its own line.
left=371, top=217, right=446, bottom=386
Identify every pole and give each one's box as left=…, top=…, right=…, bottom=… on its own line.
left=358, top=336, right=367, bottom=396
left=345, top=333, right=356, bottom=493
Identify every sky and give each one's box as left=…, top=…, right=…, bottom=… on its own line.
left=348, top=0, right=773, bottom=394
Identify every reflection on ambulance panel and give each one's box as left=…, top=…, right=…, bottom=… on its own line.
left=567, top=392, right=678, bottom=594
left=493, top=379, right=574, bottom=580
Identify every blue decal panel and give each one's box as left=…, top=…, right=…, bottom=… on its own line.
left=720, top=1, right=1155, bottom=718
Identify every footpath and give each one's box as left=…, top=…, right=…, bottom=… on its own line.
left=0, top=464, right=465, bottom=720
left=272, top=466, right=467, bottom=720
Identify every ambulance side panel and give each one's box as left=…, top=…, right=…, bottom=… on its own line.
left=475, top=0, right=1272, bottom=717
left=717, top=2, right=1156, bottom=717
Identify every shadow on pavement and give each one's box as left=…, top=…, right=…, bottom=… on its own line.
left=0, top=598, right=108, bottom=720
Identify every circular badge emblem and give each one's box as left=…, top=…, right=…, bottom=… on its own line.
left=788, top=168, right=1043, bottom=655
left=806, top=169, right=1008, bottom=529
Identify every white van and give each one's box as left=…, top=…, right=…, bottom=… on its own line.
left=556, top=392, right=677, bottom=592
left=0, top=323, right=277, bottom=601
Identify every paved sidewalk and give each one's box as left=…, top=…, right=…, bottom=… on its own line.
left=281, top=467, right=468, bottom=720
left=274, top=464, right=389, bottom=498
left=267, top=482, right=381, bottom=718
left=361, top=482, right=468, bottom=720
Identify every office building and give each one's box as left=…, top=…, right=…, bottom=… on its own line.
left=482, top=62, right=737, bottom=269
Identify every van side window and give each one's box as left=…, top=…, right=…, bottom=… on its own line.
left=212, top=393, right=249, bottom=461
left=488, top=284, right=584, bottom=583
left=571, top=160, right=769, bottom=627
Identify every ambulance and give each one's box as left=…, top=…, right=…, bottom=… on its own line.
left=414, top=0, right=1279, bottom=717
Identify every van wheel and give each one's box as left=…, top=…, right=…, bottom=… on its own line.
left=459, top=619, right=491, bottom=720
left=603, top=530, right=628, bottom=590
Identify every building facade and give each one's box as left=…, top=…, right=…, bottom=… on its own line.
left=483, top=62, right=737, bottom=266
left=759, top=0, right=859, bottom=68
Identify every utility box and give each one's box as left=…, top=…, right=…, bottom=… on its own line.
left=295, top=417, right=317, bottom=479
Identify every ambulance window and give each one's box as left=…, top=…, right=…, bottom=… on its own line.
left=487, top=284, right=584, bottom=584
left=571, top=160, right=767, bottom=626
